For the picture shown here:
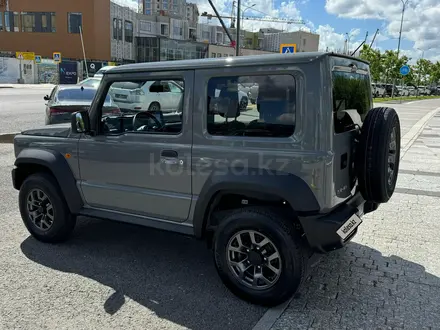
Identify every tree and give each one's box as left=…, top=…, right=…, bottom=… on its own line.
left=359, top=44, right=383, bottom=83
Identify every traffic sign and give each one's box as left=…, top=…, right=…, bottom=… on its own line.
left=35, top=55, right=42, bottom=64
left=16, top=51, right=35, bottom=61
left=400, top=65, right=410, bottom=76
left=53, top=52, right=62, bottom=63
left=280, top=44, right=297, bottom=54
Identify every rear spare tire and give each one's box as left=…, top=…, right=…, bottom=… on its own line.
left=357, top=107, right=401, bottom=203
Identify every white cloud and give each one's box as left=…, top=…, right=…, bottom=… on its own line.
left=325, top=0, right=440, bottom=61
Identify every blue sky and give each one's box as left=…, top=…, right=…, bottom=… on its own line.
left=116, top=0, right=440, bottom=63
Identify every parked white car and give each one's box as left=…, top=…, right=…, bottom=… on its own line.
left=397, top=86, right=410, bottom=96
left=108, top=80, right=185, bottom=113
left=372, top=83, right=386, bottom=98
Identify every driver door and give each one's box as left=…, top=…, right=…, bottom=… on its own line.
left=77, top=70, right=194, bottom=223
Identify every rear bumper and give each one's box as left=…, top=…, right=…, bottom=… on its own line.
left=299, top=192, right=377, bottom=253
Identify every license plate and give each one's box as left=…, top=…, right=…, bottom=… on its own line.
left=115, top=94, right=127, bottom=99
left=336, top=213, right=362, bottom=240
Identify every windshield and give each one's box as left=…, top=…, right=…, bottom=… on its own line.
left=57, top=88, right=111, bottom=103
left=80, top=79, right=101, bottom=88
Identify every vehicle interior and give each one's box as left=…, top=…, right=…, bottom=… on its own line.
left=207, top=76, right=295, bottom=137
left=101, top=97, right=183, bottom=135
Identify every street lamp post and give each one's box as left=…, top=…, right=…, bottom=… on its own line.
left=392, top=0, right=409, bottom=98
left=235, top=3, right=256, bottom=56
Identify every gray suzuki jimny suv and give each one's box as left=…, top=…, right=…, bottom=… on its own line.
left=11, top=52, right=400, bottom=307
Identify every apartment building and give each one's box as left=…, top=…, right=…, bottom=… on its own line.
left=111, top=2, right=137, bottom=62
left=141, top=0, right=186, bottom=17
left=261, top=30, right=320, bottom=53
left=185, top=3, right=198, bottom=28
left=0, top=0, right=111, bottom=61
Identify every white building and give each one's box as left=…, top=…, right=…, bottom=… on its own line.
left=142, top=0, right=186, bottom=18
left=110, top=2, right=137, bottom=62
left=262, top=30, right=320, bottom=53
left=186, top=3, right=199, bottom=27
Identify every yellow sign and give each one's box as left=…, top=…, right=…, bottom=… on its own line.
left=280, top=44, right=297, bottom=54
left=16, top=52, right=35, bottom=61
left=53, top=52, right=62, bottom=63
left=107, top=62, right=117, bottom=66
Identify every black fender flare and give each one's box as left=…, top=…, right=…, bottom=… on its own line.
left=192, top=168, right=321, bottom=238
left=13, top=148, right=83, bottom=214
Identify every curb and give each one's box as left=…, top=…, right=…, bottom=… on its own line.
left=0, top=133, right=19, bottom=144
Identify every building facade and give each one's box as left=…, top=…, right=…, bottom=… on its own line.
left=208, top=44, right=273, bottom=58
left=111, top=2, right=137, bottom=62
left=0, top=0, right=111, bottom=61
left=262, top=30, right=320, bottom=53
left=141, top=0, right=186, bottom=17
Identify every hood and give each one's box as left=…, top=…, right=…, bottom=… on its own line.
left=21, top=123, right=72, bottom=138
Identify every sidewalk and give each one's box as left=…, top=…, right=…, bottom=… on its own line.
left=0, top=83, right=55, bottom=89
left=268, top=109, right=440, bottom=329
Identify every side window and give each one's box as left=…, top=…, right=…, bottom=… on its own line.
left=207, top=74, right=296, bottom=137
left=49, top=87, right=57, bottom=99
left=332, top=68, right=371, bottom=134
left=100, top=79, right=184, bottom=135
left=168, top=82, right=182, bottom=93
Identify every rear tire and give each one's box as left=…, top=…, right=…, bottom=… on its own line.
left=213, top=207, right=307, bottom=307
left=148, top=102, right=161, bottom=111
left=357, top=107, right=401, bottom=203
left=19, top=173, right=76, bottom=243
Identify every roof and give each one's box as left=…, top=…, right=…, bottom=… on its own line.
left=57, top=85, right=98, bottom=90
left=106, top=52, right=369, bottom=75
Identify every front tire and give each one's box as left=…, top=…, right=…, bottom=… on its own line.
left=19, top=173, right=76, bottom=243
left=213, top=207, right=307, bottom=307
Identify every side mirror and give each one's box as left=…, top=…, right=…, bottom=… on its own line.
left=71, top=111, right=90, bottom=134
left=43, top=95, right=50, bottom=101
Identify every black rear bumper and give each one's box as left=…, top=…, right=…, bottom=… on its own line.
left=299, top=192, right=377, bottom=253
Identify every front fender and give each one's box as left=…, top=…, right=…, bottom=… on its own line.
left=192, top=168, right=320, bottom=238
left=13, top=148, right=83, bottom=214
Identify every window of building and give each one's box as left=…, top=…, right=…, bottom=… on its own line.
left=173, top=26, right=182, bottom=36
left=216, top=32, right=223, bottom=44
left=207, top=75, right=296, bottom=137
left=332, top=66, right=371, bottom=134
left=303, top=38, right=306, bottom=46
left=4, top=11, right=20, bottom=32
left=124, top=20, right=133, bottom=43
left=202, top=31, right=210, bottom=40
left=113, top=18, right=118, bottom=39
left=211, top=53, right=216, bottom=58
left=101, top=79, right=185, bottom=135
left=146, top=10, right=152, bottom=15
left=224, top=54, right=228, bottom=57
left=68, top=12, right=82, bottom=33
left=160, top=23, right=168, bottom=36
left=0, top=12, right=3, bottom=31
left=140, top=21, right=151, bottom=32
left=217, top=53, right=221, bottom=57
left=21, top=12, right=35, bottom=32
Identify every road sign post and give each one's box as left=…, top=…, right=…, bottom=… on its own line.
left=280, top=44, right=297, bottom=54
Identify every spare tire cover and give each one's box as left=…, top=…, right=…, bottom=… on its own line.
left=357, top=107, right=401, bottom=203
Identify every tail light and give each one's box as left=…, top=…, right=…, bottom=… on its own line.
left=49, top=107, right=67, bottom=115
left=130, top=88, right=145, bottom=95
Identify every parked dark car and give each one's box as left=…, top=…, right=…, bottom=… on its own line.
left=384, top=84, right=399, bottom=97
left=44, top=85, right=120, bottom=125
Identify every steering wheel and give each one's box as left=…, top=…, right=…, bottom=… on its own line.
left=132, top=111, right=163, bottom=131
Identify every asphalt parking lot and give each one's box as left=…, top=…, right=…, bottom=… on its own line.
left=1, top=88, right=440, bottom=329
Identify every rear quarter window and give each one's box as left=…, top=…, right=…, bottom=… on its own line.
left=331, top=59, right=372, bottom=134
